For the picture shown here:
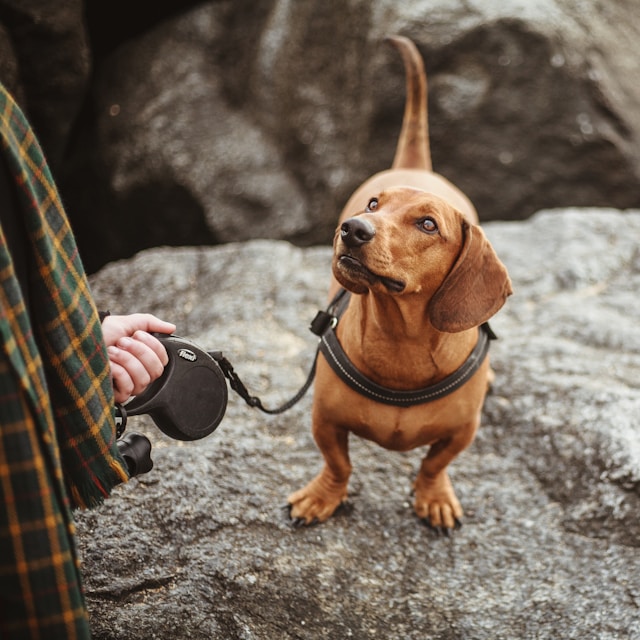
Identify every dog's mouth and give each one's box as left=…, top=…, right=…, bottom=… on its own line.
left=337, top=255, right=405, bottom=293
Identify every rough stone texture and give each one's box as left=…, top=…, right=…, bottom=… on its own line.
left=77, top=208, right=640, bottom=640
left=2, top=1, right=639, bottom=272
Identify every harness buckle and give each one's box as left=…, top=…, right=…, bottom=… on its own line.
left=309, top=310, right=338, bottom=337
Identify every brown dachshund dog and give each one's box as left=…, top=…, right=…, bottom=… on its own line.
left=288, top=36, right=512, bottom=532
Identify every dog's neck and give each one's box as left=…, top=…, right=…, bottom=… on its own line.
left=336, top=291, right=478, bottom=389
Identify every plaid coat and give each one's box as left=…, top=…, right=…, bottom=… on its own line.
left=0, top=84, right=128, bottom=638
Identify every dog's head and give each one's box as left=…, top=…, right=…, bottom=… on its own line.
left=332, top=187, right=512, bottom=332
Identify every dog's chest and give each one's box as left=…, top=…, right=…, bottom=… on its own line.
left=343, top=400, right=452, bottom=452
left=316, top=352, right=490, bottom=453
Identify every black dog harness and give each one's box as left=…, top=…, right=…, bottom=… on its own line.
left=310, top=288, right=496, bottom=407
left=215, top=288, right=497, bottom=415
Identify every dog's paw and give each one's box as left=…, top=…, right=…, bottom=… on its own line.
left=413, top=472, right=463, bottom=532
left=283, top=504, right=318, bottom=529
left=287, top=478, right=348, bottom=527
left=420, top=515, right=463, bottom=537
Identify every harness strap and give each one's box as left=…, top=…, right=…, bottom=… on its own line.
left=315, top=289, right=496, bottom=407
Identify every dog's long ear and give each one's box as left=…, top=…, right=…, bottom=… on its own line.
left=428, top=221, right=512, bottom=332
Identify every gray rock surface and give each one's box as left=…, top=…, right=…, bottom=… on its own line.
left=77, top=208, right=640, bottom=639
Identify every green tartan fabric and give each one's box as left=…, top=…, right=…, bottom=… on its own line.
left=0, top=84, right=129, bottom=638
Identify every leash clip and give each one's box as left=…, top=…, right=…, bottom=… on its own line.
left=309, top=310, right=338, bottom=337
left=310, top=289, right=350, bottom=337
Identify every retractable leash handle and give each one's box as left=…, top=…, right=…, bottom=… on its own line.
left=122, top=334, right=228, bottom=441
left=117, top=323, right=321, bottom=453
left=114, top=331, right=319, bottom=477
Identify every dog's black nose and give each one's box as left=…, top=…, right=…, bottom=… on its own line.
left=340, top=218, right=375, bottom=247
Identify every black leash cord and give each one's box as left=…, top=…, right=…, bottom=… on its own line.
left=210, top=350, right=319, bottom=415
left=208, top=289, right=345, bottom=415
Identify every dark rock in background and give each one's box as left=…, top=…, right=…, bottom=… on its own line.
left=1, top=0, right=640, bottom=272
left=77, top=209, right=640, bottom=639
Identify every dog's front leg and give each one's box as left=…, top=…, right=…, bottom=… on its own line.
left=413, top=429, right=475, bottom=531
left=288, top=419, right=351, bottom=526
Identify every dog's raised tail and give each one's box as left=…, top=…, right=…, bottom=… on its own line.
left=385, top=35, right=432, bottom=172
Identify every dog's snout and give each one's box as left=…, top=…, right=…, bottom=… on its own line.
left=340, top=218, right=376, bottom=248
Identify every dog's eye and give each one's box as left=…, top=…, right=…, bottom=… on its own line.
left=365, top=198, right=378, bottom=212
left=419, top=217, right=439, bottom=234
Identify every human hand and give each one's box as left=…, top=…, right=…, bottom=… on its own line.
left=101, top=313, right=177, bottom=403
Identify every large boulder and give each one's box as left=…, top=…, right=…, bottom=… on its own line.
left=77, top=0, right=640, bottom=271
left=76, top=208, right=640, bottom=639
left=2, top=0, right=636, bottom=272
